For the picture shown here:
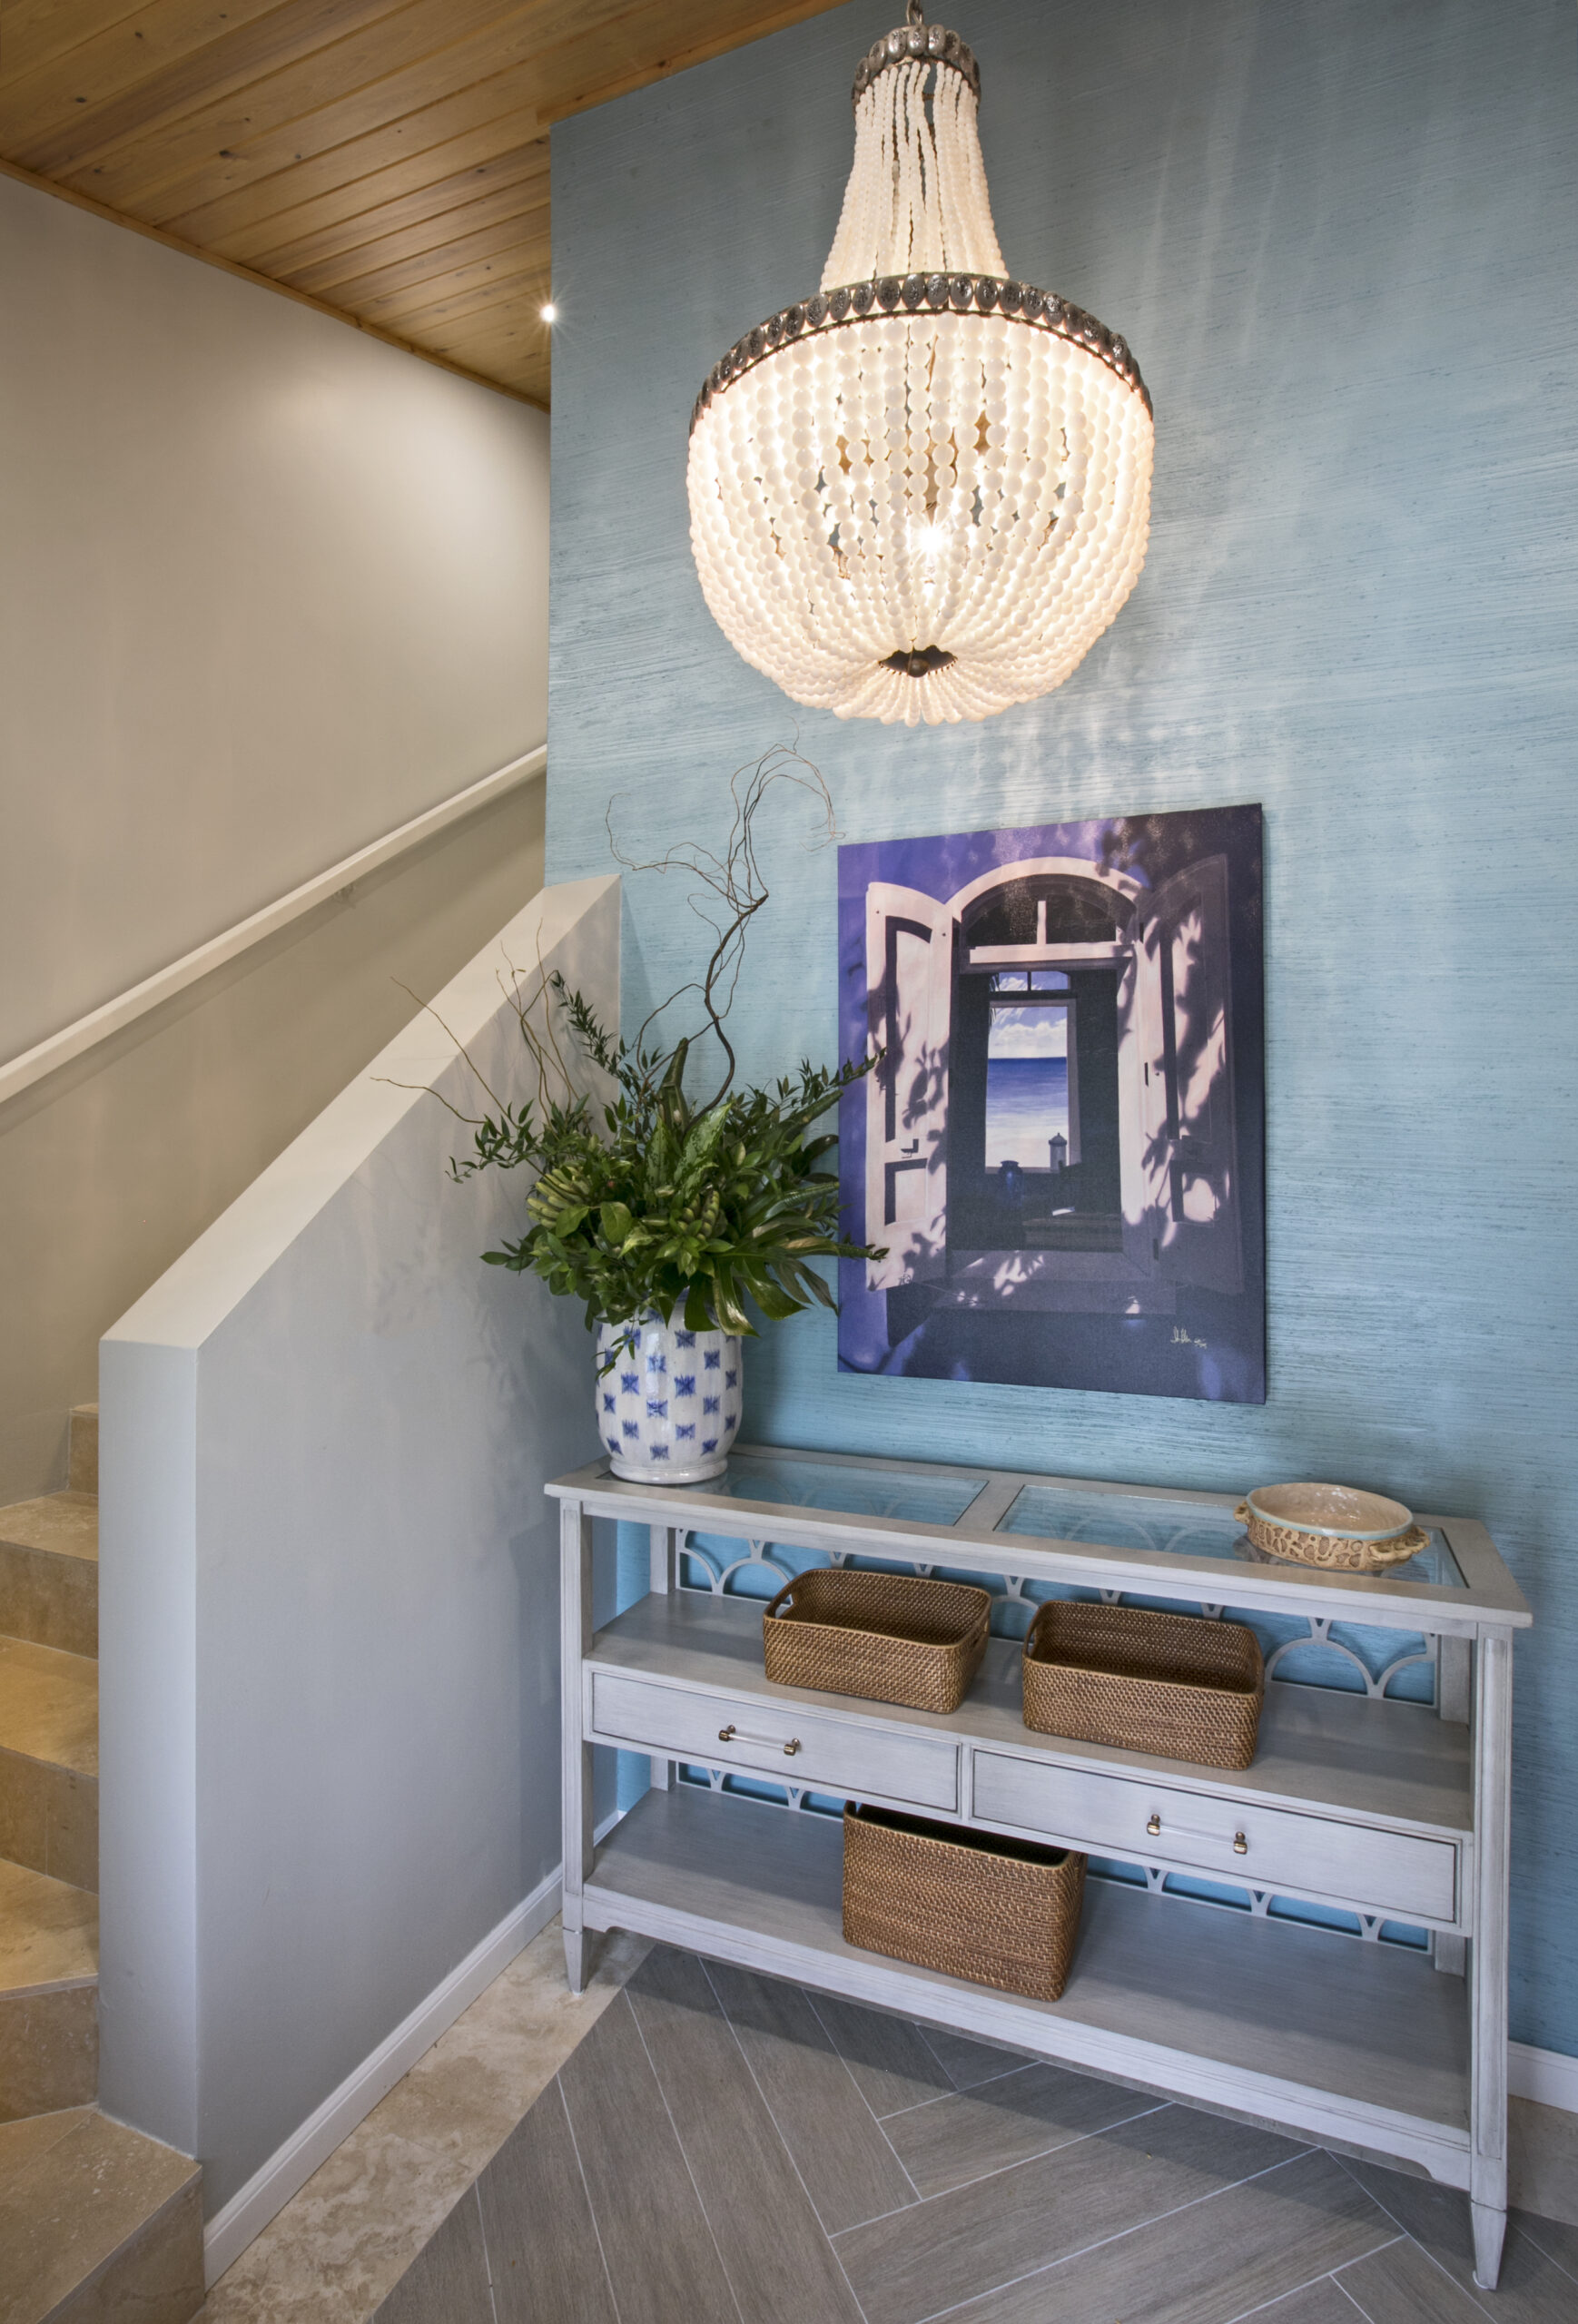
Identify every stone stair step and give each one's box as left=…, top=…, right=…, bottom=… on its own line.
left=67, top=1407, right=97, bottom=1500
left=0, top=1640, right=97, bottom=1893
left=0, top=1496, right=97, bottom=1659
left=0, top=2107, right=202, bottom=2324
left=0, top=1862, right=96, bottom=2122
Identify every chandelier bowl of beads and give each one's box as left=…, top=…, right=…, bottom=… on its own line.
left=685, top=5, right=1154, bottom=728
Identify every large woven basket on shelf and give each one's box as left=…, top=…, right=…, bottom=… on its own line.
left=843, top=1804, right=1086, bottom=2003
left=1234, top=1502, right=1431, bottom=1571
left=1022, top=1600, right=1265, bottom=1770
left=763, top=1569, right=991, bottom=1713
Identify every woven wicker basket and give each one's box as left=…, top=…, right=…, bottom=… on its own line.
left=1022, top=1600, right=1265, bottom=1770
left=843, top=1803, right=1086, bottom=2002
left=763, top=1569, right=991, bottom=1713
left=1235, top=1502, right=1431, bottom=1572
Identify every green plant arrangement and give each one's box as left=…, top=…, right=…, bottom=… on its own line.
left=446, top=747, right=884, bottom=1373
left=456, top=993, right=875, bottom=1347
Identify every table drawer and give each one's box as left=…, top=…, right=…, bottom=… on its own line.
left=971, top=1750, right=1458, bottom=1925
left=588, top=1671, right=960, bottom=1813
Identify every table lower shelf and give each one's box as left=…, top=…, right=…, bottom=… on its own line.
left=583, top=1784, right=1473, bottom=2187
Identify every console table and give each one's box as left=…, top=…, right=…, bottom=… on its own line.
left=547, top=1446, right=1529, bottom=2289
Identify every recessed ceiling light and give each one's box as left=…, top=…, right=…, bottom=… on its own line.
left=540, top=302, right=557, bottom=323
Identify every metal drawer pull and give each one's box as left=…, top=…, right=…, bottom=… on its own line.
left=1144, top=1809, right=1249, bottom=1856
left=718, top=1722, right=801, bottom=1757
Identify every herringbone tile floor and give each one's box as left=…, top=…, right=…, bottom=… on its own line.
left=373, top=1945, right=1578, bottom=2324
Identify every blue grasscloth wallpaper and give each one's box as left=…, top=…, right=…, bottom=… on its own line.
left=547, top=0, right=1577, bottom=2052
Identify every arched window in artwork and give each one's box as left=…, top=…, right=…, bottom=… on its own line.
left=860, top=852, right=1242, bottom=1306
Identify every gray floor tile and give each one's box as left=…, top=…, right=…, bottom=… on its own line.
left=883, top=2058, right=1167, bottom=2198
left=558, top=1987, right=739, bottom=2324
left=810, top=1990, right=959, bottom=2116
left=833, top=2100, right=1309, bottom=2324
left=1512, top=2207, right=1578, bottom=2284
left=1510, top=2098, right=1578, bottom=2232
left=478, top=2081, right=617, bottom=2324
left=1337, top=2233, right=1494, bottom=2322
left=626, top=1947, right=863, bottom=2324
left=914, top=2024, right=1032, bottom=2093
left=1341, top=2159, right=1576, bottom=2320
left=372, top=2187, right=493, bottom=2324
left=705, top=1960, right=918, bottom=2234
left=1247, top=2279, right=1369, bottom=2324
left=912, top=2152, right=1393, bottom=2324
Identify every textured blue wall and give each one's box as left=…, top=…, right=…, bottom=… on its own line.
left=548, top=0, right=1578, bottom=2052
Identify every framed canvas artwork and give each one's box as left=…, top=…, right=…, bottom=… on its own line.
left=836, top=806, right=1266, bottom=1403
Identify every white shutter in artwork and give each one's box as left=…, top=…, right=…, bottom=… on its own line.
left=1130, top=855, right=1243, bottom=1294
left=863, top=882, right=953, bottom=1287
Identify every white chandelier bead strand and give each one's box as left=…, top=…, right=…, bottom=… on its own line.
left=687, top=11, right=1148, bottom=725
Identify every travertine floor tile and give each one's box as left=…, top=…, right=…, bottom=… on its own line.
left=0, top=1491, right=99, bottom=1655
left=0, top=1980, right=97, bottom=2120
left=0, top=1637, right=98, bottom=1775
left=68, top=1410, right=98, bottom=1497
left=51, top=2175, right=204, bottom=2324
left=0, top=2109, right=195, bottom=2323
left=0, top=1493, right=99, bottom=1563
left=0, top=1857, right=97, bottom=1993
left=201, top=1917, right=647, bottom=2324
left=0, top=2102, right=93, bottom=2171
left=0, top=1537, right=98, bottom=1658
left=0, top=1749, right=98, bottom=1890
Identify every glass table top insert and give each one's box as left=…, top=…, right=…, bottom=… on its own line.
left=596, top=1453, right=1468, bottom=1590
left=996, top=1483, right=1467, bottom=1589
left=698, top=1453, right=987, bottom=1529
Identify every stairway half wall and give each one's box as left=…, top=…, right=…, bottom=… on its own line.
left=97, top=872, right=618, bottom=2240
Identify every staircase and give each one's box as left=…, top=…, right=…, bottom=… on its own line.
left=0, top=1408, right=204, bottom=2323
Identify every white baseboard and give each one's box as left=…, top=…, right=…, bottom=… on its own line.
left=1511, top=2040, right=1578, bottom=2115
left=202, top=1864, right=564, bottom=2284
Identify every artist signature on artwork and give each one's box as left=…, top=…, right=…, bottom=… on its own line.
left=1171, top=1326, right=1208, bottom=1349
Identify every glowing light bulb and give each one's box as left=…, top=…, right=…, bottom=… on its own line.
left=540, top=302, right=557, bottom=323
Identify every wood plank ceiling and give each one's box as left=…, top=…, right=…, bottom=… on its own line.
left=0, top=0, right=847, bottom=408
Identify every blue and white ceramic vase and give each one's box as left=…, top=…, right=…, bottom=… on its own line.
left=595, top=1306, right=743, bottom=1484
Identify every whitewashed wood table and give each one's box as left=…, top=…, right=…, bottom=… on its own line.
left=547, top=1445, right=1530, bottom=2289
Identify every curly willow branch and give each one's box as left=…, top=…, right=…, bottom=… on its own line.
left=605, top=741, right=839, bottom=1109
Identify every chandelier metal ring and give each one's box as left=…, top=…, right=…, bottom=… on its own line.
left=690, top=279, right=1149, bottom=429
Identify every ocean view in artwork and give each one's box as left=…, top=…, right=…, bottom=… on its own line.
left=984, top=1055, right=1070, bottom=1167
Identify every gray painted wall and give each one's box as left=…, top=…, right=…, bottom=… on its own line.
left=0, top=166, right=549, bottom=1501
left=0, top=169, right=549, bottom=1065
left=100, top=876, right=618, bottom=2213
left=547, top=1, right=1578, bottom=2053
left=0, top=777, right=544, bottom=1506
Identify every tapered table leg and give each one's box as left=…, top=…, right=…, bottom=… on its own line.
left=1469, top=1629, right=1513, bottom=2290
left=560, top=1500, right=595, bottom=1994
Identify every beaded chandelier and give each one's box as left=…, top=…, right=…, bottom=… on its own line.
left=686, top=5, right=1153, bottom=727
